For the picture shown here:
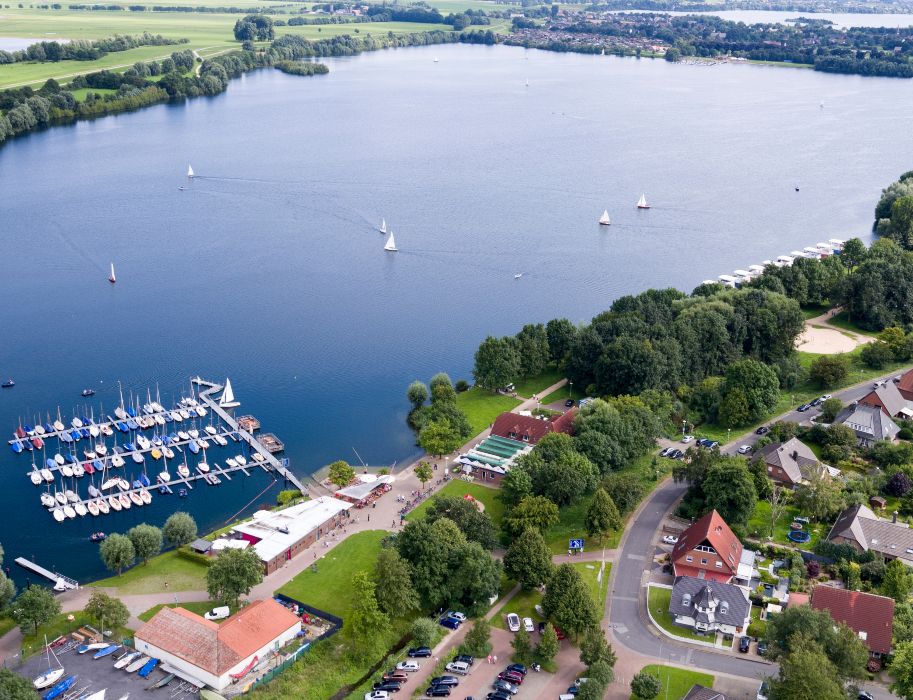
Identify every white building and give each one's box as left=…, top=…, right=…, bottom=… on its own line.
left=134, top=599, right=301, bottom=691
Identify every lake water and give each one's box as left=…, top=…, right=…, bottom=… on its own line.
left=617, top=9, right=913, bottom=28
left=2, top=43, right=912, bottom=584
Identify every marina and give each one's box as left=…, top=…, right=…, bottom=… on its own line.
left=706, top=239, right=846, bottom=288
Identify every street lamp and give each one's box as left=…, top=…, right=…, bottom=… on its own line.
left=569, top=381, right=573, bottom=399
left=682, top=419, right=686, bottom=437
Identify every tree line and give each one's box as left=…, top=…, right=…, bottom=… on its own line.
left=0, top=32, right=184, bottom=65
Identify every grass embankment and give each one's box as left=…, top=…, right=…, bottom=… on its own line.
left=406, top=480, right=505, bottom=528
left=0, top=616, right=17, bottom=637
left=138, top=600, right=228, bottom=622
left=455, top=388, right=521, bottom=435
left=647, top=586, right=711, bottom=644
left=630, top=664, right=715, bottom=700
left=825, top=311, right=879, bottom=337
left=90, top=549, right=208, bottom=594
left=21, top=611, right=132, bottom=657
left=573, top=561, right=609, bottom=616
left=511, top=368, right=564, bottom=398
left=542, top=383, right=586, bottom=405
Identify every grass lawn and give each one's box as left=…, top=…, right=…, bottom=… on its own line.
left=455, top=387, right=521, bottom=436
left=137, top=600, right=227, bottom=622
left=68, top=87, right=116, bottom=101
left=277, top=530, right=386, bottom=619
left=90, top=549, right=208, bottom=595
left=747, top=500, right=825, bottom=548
left=647, top=586, right=713, bottom=644
left=21, top=611, right=132, bottom=657
left=0, top=616, right=16, bottom=637
left=542, top=382, right=587, bottom=405
left=630, top=664, right=715, bottom=700
left=825, top=311, right=879, bottom=337
left=511, top=367, right=565, bottom=398
left=544, top=496, right=619, bottom=555
left=406, top=480, right=505, bottom=529
left=492, top=586, right=544, bottom=631
left=573, top=561, right=610, bottom=616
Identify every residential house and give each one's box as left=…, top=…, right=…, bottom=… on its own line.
left=683, top=686, right=728, bottom=700
left=671, top=510, right=755, bottom=585
left=897, top=367, right=913, bottom=401
left=668, top=576, right=751, bottom=636
left=826, top=503, right=913, bottom=566
left=134, top=599, right=301, bottom=690
left=858, top=381, right=913, bottom=420
left=833, top=403, right=900, bottom=447
left=489, top=409, right=576, bottom=445
left=811, top=585, right=895, bottom=660
left=753, top=437, right=825, bottom=489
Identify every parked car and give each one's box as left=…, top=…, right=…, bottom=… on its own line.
left=705, top=440, right=720, bottom=449
left=522, top=616, right=534, bottom=632
left=874, top=380, right=886, bottom=389
left=662, top=535, right=679, bottom=545
left=383, top=673, right=409, bottom=683
left=430, top=676, right=460, bottom=687
left=797, top=403, right=811, bottom=412
left=396, top=661, right=421, bottom=672
left=373, top=682, right=402, bottom=693
left=737, top=445, right=753, bottom=454
left=565, top=399, right=575, bottom=407
left=821, top=394, right=832, bottom=401
left=858, top=692, right=875, bottom=700
left=439, top=616, right=461, bottom=630
left=506, top=613, right=520, bottom=632
left=486, top=692, right=511, bottom=700
left=757, top=681, right=769, bottom=700
left=681, top=435, right=694, bottom=443
left=505, top=664, right=527, bottom=676
left=204, top=606, right=230, bottom=620
left=445, top=661, right=470, bottom=675
left=668, top=449, right=684, bottom=460
left=757, top=640, right=768, bottom=656
left=446, top=611, right=467, bottom=622
left=739, top=636, right=751, bottom=653
left=810, top=397, right=824, bottom=407
left=565, top=686, right=579, bottom=696
left=498, top=671, right=524, bottom=685
left=454, top=654, right=474, bottom=666
left=424, top=686, right=451, bottom=697
left=659, top=447, right=673, bottom=457
left=755, top=426, right=770, bottom=435
left=408, top=647, right=432, bottom=658
left=696, top=438, right=711, bottom=447
left=365, top=692, right=389, bottom=700
left=554, top=626, right=567, bottom=640
left=492, top=680, right=518, bottom=695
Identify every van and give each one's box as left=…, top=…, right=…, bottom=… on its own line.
left=204, top=606, right=230, bottom=620
left=445, top=661, right=469, bottom=675
left=559, top=695, right=576, bottom=700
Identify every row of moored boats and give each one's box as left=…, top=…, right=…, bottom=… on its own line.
left=707, top=239, right=846, bottom=289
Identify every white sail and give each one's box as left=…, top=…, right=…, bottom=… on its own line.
left=219, top=378, right=240, bottom=408
left=384, top=232, right=397, bottom=252
left=109, top=263, right=116, bottom=283
left=187, top=164, right=194, bottom=178
left=598, top=209, right=611, bottom=226
left=637, top=193, right=649, bottom=209
left=379, top=218, right=387, bottom=234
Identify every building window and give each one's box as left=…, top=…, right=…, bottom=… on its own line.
left=686, top=555, right=693, bottom=562
left=522, top=434, right=529, bottom=442
left=701, top=559, right=708, bottom=565
left=509, top=432, right=516, bottom=439
left=715, top=561, right=723, bottom=568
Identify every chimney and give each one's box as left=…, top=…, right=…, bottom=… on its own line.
left=894, top=511, right=899, bottom=524
left=791, top=451, right=798, bottom=460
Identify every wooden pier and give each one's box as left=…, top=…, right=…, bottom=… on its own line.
left=15, top=557, right=79, bottom=590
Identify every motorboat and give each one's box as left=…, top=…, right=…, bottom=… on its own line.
left=81, top=389, right=96, bottom=397
left=236, top=456, right=247, bottom=467
left=197, top=462, right=210, bottom=473
left=214, top=435, right=228, bottom=447
left=225, top=458, right=237, bottom=468
left=253, top=453, right=265, bottom=462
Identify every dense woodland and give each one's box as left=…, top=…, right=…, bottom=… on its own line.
left=0, top=33, right=184, bottom=65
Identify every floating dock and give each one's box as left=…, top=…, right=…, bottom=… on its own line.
left=237, top=415, right=260, bottom=432
left=15, top=557, right=79, bottom=590
left=258, top=433, right=285, bottom=453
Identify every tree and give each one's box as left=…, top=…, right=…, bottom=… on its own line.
left=418, top=419, right=462, bottom=457
left=809, top=354, right=850, bottom=388
left=499, top=467, right=533, bottom=510
left=503, top=528, right=553, bottom=590
left=374, top=548, right=419, bottom=617
left=601, top=472, right=646, bottom=514
left=163, top=511, right=197, bottom=547
left=542, top=563, right=598, bottom=638
left=206, top=547, right=263, bottom=607
left=348, top=570, right=388, bottom=657
left=579, top=625, right=617, bottom=667
left=461, top=618, right=492, bottom=657
left=882, top=559, right=913, bottom=603
left=511, top=626, right=534, bottom=665
left=719, top=387, right=750, bottom=427
left=820, top=397, right=843, bottom=423
left=425, top=494, right=498, bottom=549
left=515, top=323, right=550, bottom=377
left=0, top=571, right=14, bottom=611
left=84, top=589, right=129, bottom=631
left=702, top=461, right=757, bottom=525
left=410, top=617, right=437, bottom=648
left=473, top=335, right=520, bottom=390
left=840, top=237, right=867, bottom=268
left=793, top=470, right=844, bottom=522
left=767, top=485, right=787, bottom=539
left=128, top=523, right=162, bottom=565
left=407, top=380, right=429, bottom=410
left=99, top=533, right=135, bottom=575
left=524, top=447, right=597, bottom=507
left=0, top=668, right=38, bottom=700
left=504, top=495, right=559, bottom=538
left=537, top=622, right=559, bottom=663
left=887, top=472, right=913, bottom=498
left=584, top=488, right=621, bottom=540
left=770, top=640, right=848, bottom=700
left=767, top=606, right=868, bottom=679
left=414, top=460, right=434, bottom=489
left=327, top=460, right=355, bottom=488
left=722, top=359, right=780, bottom=421
left=12, top=585, right=60, bottom=635
left=891, top=640, right=913, bottom=699
left=546, top=318, right=577, bottom=364
left=861, top=340, right=894, bottom=369
left=631, top=670, right=660, bottom=699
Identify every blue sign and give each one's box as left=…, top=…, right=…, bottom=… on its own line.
left=569, top=539, right=585, bottom=550
left=281, top=458, right=290, bottom=468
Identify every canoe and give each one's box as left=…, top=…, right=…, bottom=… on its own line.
left=125, top=655, right=149, bottom=673
left=114, top=651, right=140, bottom=669
left=119, top=494, right=131, bottom=509
left=78, top=643, right=109, bottom=654
left=148, top=672, right=174, bottom=689
left=137, top=658, right=158, bottom=678
left=108, top=496, right=121, bottom=511
left=93, top=644, right=120, bottom=659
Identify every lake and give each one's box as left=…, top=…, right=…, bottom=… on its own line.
left=1, top=43, right=912, bottom=583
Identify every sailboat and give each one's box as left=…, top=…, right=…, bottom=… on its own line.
left=108, top=263, right=116, bottom=284
left=636, top=193, right=650, bottom=209
left=379, top=218, right=387, bottom=234
left=187, top=164, right=194, bottom=179
left=219, top=378, right=240, bottom=409
left=384, top=231, right=398, bottom=252
left=33, top=636, right=65, bottom=689
left=598, top=209, right=611, bottom=226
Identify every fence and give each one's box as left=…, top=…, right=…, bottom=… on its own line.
left=244, top=642, right=311, bottom=692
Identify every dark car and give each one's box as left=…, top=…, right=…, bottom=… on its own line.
left=797, top=403, right=811, bottom=412
left=439, top=616, right=461, bottom=630
left=505, top=663, right=527, bottom=676
left=566, top=686, right=580, bottom=696
left=757, top=640, right=768, bottom=656
left=373, top=682, right=402, bottom=692
left=425, top=686, right=451, bottom=697
left=384, top=673, right=409, bottom=683
left=454, top=654, right=474, bottom=665
left=430, top=676, right=459, bottom=687
left=739, top=636, right=751, bottom=653
left=810, top=397, right=824, bottom=407
left=755, top=426, right=770, bottom=435
left=497, top=671, right=523, bottom=685
left=565, top=398, right=575, bottom=407
left=669, top=449, right=684, bottom=459
left=408, top=647, right=432, bottom=658
left=486, top=692, right=511, bottom=700
left=492, top=680, right=518, bottom=695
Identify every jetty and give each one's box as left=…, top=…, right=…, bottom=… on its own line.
left=15, top=557, right=79, bottom=590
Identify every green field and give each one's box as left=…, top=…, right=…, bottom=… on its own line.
left=572, top=561, right=609, bottom=616
left=511, top=367, right=564, bottom=398
left=630, top=664, right=715, bottom=700
left=406, top=479, right=505, bottom=528
left=647, top=586, right=712, bottom=643
left=542, top=382, right=586, bottom=405
left=455, top=387, right=522, bottom=435
left=277, top=529, right=386, bottom=619
left=825, top=311, right=879, bottom=337
left=90, top=549, right=208, bottom=595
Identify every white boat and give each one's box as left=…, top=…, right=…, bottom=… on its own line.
left=74, top=502, right=88, bottom=517
left=434, top=56, right=439, bottom=62
left=129, top=492, right=142, bottom=507
left=198, top=439, right=209, bottom=450
left=33, top=667, right=64, bottom=690
left=214, top=435, right=227, bottom=446
left=84, top=689, right=106, bottom=700
left=195, top=406, right=206, bottom=417
left=41, top=493, right=55, bottom=508
left=30, top=469, right=43, bottom=486
left=188, top=429, right=199, bottom=440
left=598, top=209, right=611, bottom=226
left=205, top=425, right=217, bottom=436
left=52, top=508, right=64, bottom=522
left=109, top=262, right=117, bottom=284
left=53, top=419, right=65, bottom=432
left=115, top=651, right=141, bottom=669
left=170, top=411, right=182, bottom=422
left=63, top=505, right=76, bottom=519
left=636, top=193, right=650, bottom=209
left=253, top=452, right=265, bottom=462
left=163, top=447, right=175, bottom=460
left=132, top=452, right=144, bottom=464
left=748, top=264, right=766, bottom=274
left=42, top=468, right=54, bottom=482
left=97, top=498, right=110, bottom=514
left=89, top=424, right=100, bottom=438
left=384, top=231, right=398, bottom=252
left=178, top=431, right=191, bottom=441
left=114, top=407, right=127, bottom=420
left=187, top=164, right=194, bottom=178
left=87, top=500, right=99, bottom=516
left=95, top=444, right=108, bottom=456
left=108, top=495, right=121, bottom=511
left=126, top=655, right=150, bottom=673
left=73, top=464, right=85, bottom=477
left=177, top=463, right=190, bottom=478
left=158, top=470, right=171, bottom=482
left=53, top=578, right=68, bottom=592
left=120, top=493, right=131, bottom=509
left=61, top=465, right=74, bottom=478
left=83, top=450, right=97, bottom=460
left=154, top=414, right=166, bottom=426
left=225, top=457, right=238, bottom=468
left=236, top=455, right=247, bottom=467
left=54, top=453, right=65, bottom=466
left=66, top=489, right=78, bottom=503
left=101, top=424, right=113, bottom=437
left=136, top=435, right=151, bottom=450
left=118, top=478, right=130, bottom=491
left=140, top=489, right=151, bottom=505
left=54, top=491, right=67, bottom=505
left=35, top=424, right=45, bottom=436
left=179, top=409, right=191, bottom=420
left=379, top=218, right=387, bottom=234
left=72, top=417, right=83, bottom=429
left=197, top=462, right=210, bottom=473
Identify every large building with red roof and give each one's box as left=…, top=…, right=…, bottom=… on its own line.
left=811, top=585, right=895, bottom=659
left=489, top=409, right=576, bottom=445
left=134, top=598, right=301, bottom=690
left=671, top=510, right=748, bottom=585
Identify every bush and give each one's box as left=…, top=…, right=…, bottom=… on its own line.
left=455, top=379, right=470, bottom=393
left=809, top=354, right=849, bottom=388
left=806, top=560, right=821, bottom=578
left=277, top=489, right=302, bottom=506
left=861, top=341, right=894, bottom=369
left=631, top=670, right=661, bottom=699
left=747, top=620, right=767, bottom=638
left=887, top=472, right=913, bottom=497
left=410, top=617, right=438, bottom=648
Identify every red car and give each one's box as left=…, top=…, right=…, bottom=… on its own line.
left=554, top=626, right=567, bottom=640
left=498, top=671, right=523, bottom=685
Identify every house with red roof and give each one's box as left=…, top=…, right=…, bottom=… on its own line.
left=897, top=368, right=913, bottom=401
left=134, top=598, right=301, bottom=690
left=489, top=408, right=576, bottom=445
left=810, top=585, right=895, bottom=660
left=671, top=510, right=754, bottom=585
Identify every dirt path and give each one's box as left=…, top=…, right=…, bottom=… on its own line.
left=796, top=307, right=873, bottom=354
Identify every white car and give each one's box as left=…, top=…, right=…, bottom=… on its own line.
left=395, top=660, right=420, bottom=672
left=522, top=616, right=534, bottom=632
left=365, top=692, right=389, bottom=700
left=820, top=394, right=832, bottom=401
left=506, top=613, right=521, bottom=632
left=447, top=611, right=467, bottom=622
left=662, top=535, right=679, bottom=545
left=681, top=435, right=694, bottom=443
left=737, top=445, right=753, bottom=455
left=204, top=606, right=230, bottom=620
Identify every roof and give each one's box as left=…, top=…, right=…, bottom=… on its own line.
left=811, top=585, right=895, bottom=655
left=189, top=538, right=212, bottom=553
left=135, top=599, right=300, bottom=675
left=682, top=686, right=727, bottom=700
left=898, top=368, right=913, bottom=397
left=335, top=475, right=394, bottom=502
left=755, top=437, right=819, bottom=485
left=834, top=403, right=900, bottom=443
left=489, top=409, right=576, bottom=444
left=859, top=381, right=909, bottom=418
left=669, top=576, right=751, bottom=628
left=232, top=496, right=350, bottom=562
left=827, top=503, right=913, bottom=565
left=672, top=510, right=742, bottom=575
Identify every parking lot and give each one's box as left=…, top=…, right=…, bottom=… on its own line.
left=18, top=642, right=198, bottom=700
